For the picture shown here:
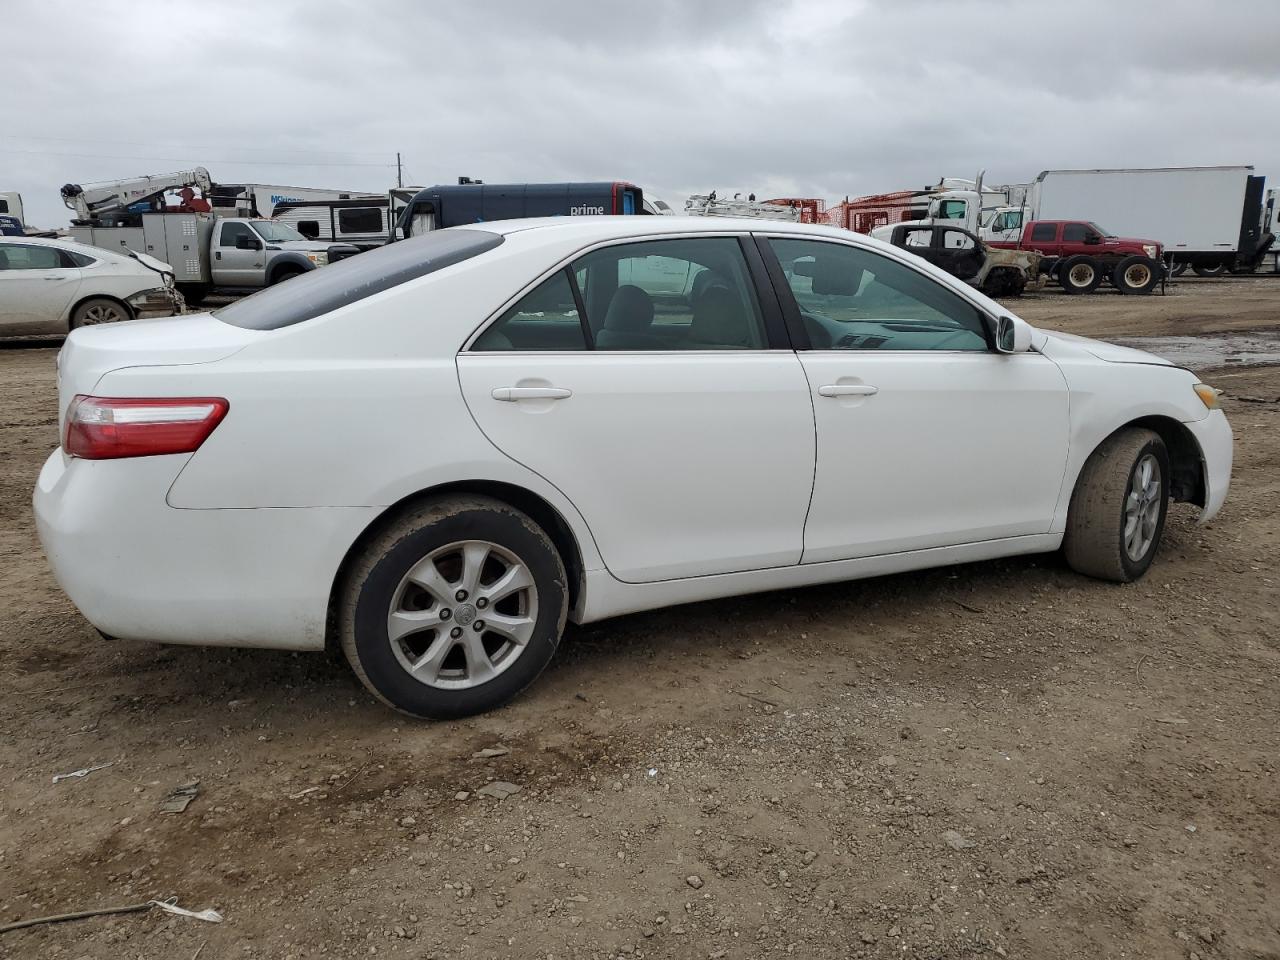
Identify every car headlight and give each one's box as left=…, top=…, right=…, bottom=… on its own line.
left=1193, top=383, right=1222, bottom=410
left=306, top=253, right=328, bottom=265
left=1142, top=244, right=1158, bottom=259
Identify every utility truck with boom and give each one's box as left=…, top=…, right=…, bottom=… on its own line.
left=61, top=168, right=358, bottom=303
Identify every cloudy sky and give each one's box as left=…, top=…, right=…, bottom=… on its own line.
left=4, top=0, right=1278, bottom=228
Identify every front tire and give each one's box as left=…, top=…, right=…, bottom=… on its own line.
left=1192, top=262, right=1227, bottom=278
left=270, top=265, right=305, bottom=285
left=1112, top=256, right=1160, bottom=295
left=339, top=496, right=568, bottom=719
left=1063, top=429, right=1170, bottom=582
left=70, top=297, right=131, bottom=329
left=1058, top=256, right=1102, bottom=294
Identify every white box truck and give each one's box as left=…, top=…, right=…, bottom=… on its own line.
left=985, top=167, right=1272, bottom=277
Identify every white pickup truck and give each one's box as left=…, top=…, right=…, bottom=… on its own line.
left=70, top=213, right=358, bottom=304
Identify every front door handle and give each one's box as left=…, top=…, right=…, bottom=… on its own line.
left=818, top=384, right=879, bottom=398
left=492, top=386, right=573, bottom=402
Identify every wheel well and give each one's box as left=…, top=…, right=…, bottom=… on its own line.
left=323, top=481, right=587, bottom=654
left=1091, top=416, right=1205, bottom=507
left=68, top=294, right=133, bottom=324
left=270, top=262, right=306, bottom=283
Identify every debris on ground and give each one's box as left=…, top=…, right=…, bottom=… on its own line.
left=476, top=781, right=522, bottom=800
left=51, top=761, right=114, bottom=784
left=942, top=830, right=976, bottom=850
left=471, top=746, right=510, bottom=759
left=158, top=781, right=200, bottom=814
left=0, top=897, right=222, bottom=935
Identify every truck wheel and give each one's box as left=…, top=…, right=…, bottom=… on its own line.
left=177, top=283, right=210, bottom=306
left=1063, top=429, right=1169, bottom=582
left=70, top=297, right=132, bottom=329
left=1058, top=256, right=1101, bottom=294
left=1167, top=261, right=1188, bottom=277
left=270, top=265, right=305, bottom=285
left=1192, top=262, right=1227, bottom=278
left=1112, top=256, right=1159, bottom=295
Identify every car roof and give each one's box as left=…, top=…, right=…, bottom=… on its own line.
left=0, top=234, right=130, bottom=259
left=476, top=215, right=875, bottom=244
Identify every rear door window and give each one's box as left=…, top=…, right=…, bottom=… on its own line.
left=1030, top=223, right=1058, bottom=242
left=472, top=270, right=586, bottom=351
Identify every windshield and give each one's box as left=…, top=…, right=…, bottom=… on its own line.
left=1088, top=222, right=1115, bottom=237
left=252, top=221, right=307, bottom=242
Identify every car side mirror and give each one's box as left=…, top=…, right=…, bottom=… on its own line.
left=990, top=314, right=1033, bottom=353
left=234, top=234, right=258, bottom=250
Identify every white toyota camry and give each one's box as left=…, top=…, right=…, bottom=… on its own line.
left=34, top=217, right=1232, bottom=718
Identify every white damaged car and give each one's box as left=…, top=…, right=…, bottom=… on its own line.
left=34, top=217, right=1231, bottom=718
left=0, top=236, right=179, bottom=336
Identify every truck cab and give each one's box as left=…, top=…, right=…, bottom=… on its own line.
left=877, top=222, right=1041, bottom=297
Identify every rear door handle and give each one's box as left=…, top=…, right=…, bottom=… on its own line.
left=491, top=386, right=573, bottom=402
left=818, top=384, right=878, bottom=398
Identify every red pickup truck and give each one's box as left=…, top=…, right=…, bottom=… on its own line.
left=988, top=220, right=1163, bottom=295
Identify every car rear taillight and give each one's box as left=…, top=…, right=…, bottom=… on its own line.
left=64, top=395, right=229, bottom=460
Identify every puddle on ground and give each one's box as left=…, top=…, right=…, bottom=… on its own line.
left=1108, top=331, right=1280, bottom=371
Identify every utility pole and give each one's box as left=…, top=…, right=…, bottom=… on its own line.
left=396, top=152, right=403, bottom=188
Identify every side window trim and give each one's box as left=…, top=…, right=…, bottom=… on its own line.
left=755, top=233, right=998, bottom=354
left=752, top=234, right=811, bottom=350
left=565, top=265, right=595, bottom=350
left=737, top=235, right=793, bottom=350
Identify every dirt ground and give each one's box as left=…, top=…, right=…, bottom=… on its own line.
left=1, top=277, right=1277, bottom=960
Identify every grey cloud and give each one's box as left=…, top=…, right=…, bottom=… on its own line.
left=2, top=0, right=1276, bottom=229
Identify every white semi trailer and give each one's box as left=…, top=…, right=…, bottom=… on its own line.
left=981, top=167, right=1272, bottom=276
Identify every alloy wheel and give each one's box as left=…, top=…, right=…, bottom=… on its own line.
left=386, top=540, right=538, bottom=690
left=80, top=303, right=125, bottom=325
left=1123, top=454, right=1162, bottom=562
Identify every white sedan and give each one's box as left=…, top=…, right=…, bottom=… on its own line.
left=34, top=217, right=1232, bottom=718
left=0, top=236, right=178, bottom=337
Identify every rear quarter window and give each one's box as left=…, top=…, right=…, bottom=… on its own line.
left=214, top=229, right=504, bottom=330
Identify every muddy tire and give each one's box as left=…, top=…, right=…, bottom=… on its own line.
left=1112, top=256, right=1160, bottom=295
left=1063, top=429, right=1170, bottom=582
left=339, top=496, right=569, bottom=719
left=69, top=297, right=132, bottom=329
left=1058, top=256, right=1102, bottom=294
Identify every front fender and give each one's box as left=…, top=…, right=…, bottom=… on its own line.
left=266, top=252, right=318, bottom=276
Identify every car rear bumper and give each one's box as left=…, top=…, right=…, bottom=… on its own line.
left=33, top=450, right=378, bottom=650
left=1185, top=409, right=1232, bottom=522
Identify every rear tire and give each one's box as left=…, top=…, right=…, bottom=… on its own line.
left=1058, top=256, right=1102, bottom=294
left=1063, top=429, right=1169, bottom=582
left=339, top=496, right=568, bottom=719
left=1167, top=260, right=1188, bottom=277
left=177, top=282, right=210, bottom=305
left=1112, top=256, right=1160, bottom=295
left=1192, top=262, right=1227, bottom=278
left=69, top=297, right=131, bottom=329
